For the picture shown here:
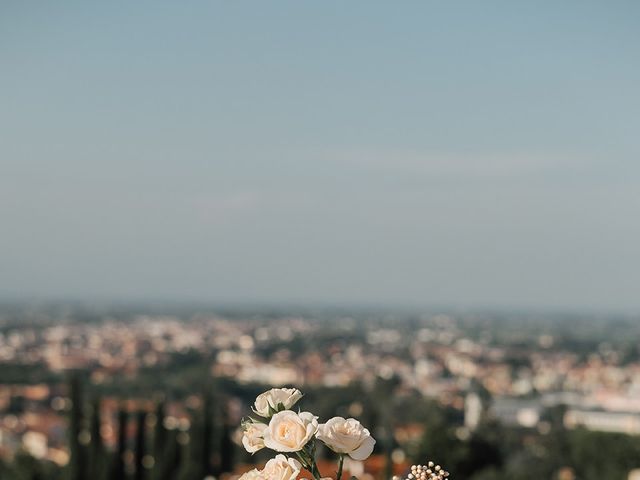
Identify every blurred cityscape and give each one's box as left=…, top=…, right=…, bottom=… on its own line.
left=1, top=303, right=639, bottom=480
left=4, top=0, right=639, bottom=479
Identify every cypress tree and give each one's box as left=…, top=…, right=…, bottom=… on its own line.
left=202, top=392, right=213, bottom=478
left=151, top=400, right=166, bottom=480
left=134, top=410, right=147, bottom=480
left=153, top=401, right=166, bottom=455
left=158, top=430, right=182, bottom=480
left=68, top=374, right=86, bottom=480
left=110, top=406, right=128, bottom=480
left=177, top=400, right=206, bottom=480
left=89, top=397, right=105, bottom=480
left=219, top=402, right=234, bottom=475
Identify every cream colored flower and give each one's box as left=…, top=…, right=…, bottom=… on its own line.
left=261, top=454, right=302, bottom=480
left=254, top=388, right=303, bottom=418
left=316, top=417, right=376, bottom=460
left=263, top=410, right=318, bottom=452
left=238, top=468, right=265, bottom=480
left=242, top=421, right=268, bottom=453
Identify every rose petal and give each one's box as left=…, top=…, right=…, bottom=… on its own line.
left=349, top=435, right=376, bottom=461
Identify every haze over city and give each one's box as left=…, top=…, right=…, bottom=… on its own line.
left=2, top=1, right=639, bottom=310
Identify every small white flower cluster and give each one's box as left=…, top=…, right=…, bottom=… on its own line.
left=240, top=387, right=376, bottom=480
left=402, top=462, right=450, bottom=480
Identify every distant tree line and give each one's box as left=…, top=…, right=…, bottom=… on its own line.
left=67, top=373, right=235, bottom=480
left=0, top=373, right=236, bottom=480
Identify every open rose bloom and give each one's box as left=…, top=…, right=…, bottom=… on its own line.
left=238, top=455, right=302, bottom=480
left=263, top=410, right=318, bottom=452
left=242, top=387, right=376, bottom=480
left=262, top=455, right=302, bottom=480
left=316, top=417, right=375, bottom=460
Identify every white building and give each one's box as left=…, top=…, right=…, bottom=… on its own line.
left=564, top=409, right=640, bottom=435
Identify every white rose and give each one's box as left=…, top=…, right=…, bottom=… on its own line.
left=316, top=417, right=376, bottom=460
left=238, top=469, right=265, bottom=480
left=263, top=410, right=318, bottom=452
left=242, top=421, right=268, bottom=453
left=261, top=454, right=302, bottom=480
left=254, top=388, right=303, bottom=417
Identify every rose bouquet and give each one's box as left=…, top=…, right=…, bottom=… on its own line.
left=240, top=387, right=376, bottom=480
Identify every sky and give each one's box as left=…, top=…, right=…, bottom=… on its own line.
left=1, top=1, right=639, bottom=311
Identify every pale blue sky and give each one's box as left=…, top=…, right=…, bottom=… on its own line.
left=1, top=1, right=639, bottom=310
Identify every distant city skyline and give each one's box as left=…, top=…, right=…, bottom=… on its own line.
left=1, top=2, right=639, bottom=311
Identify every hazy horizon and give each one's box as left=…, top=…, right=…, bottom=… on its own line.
left=2, top=2, right=639, bottom=311
left=1, top=296, right=637, bottom=318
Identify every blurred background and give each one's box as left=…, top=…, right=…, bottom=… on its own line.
left=1, top=1, right=640, bottom=479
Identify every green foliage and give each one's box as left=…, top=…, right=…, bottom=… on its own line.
left=416, top=401, right=640, bottom=480
left=414, top=404, right=468, bottom=476
left=156, top=430, right=183, bottom=480
left=568, top=429, right=640, bottom=480
left=1, top=453, right=60, bottom=480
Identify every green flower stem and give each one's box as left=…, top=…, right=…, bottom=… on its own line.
left=313, top=462, right=323, bottom=480
left=295, top=443, right=323, bottom=480
left=294, top=450, right=321, bottom=480
left=336, top=454, right=344, bottom=480
left=311, top=462, right=322, bottom=480
left=303, top=447, right=314, bottom=466
left=311, top=443, right=322, bottom=473
left=294, top=451, right=310, bottom=470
